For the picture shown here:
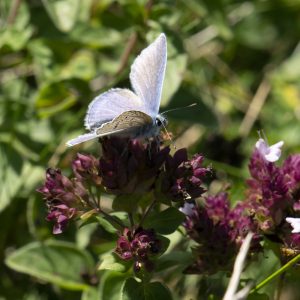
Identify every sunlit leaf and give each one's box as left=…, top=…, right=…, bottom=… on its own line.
left=143, top=207, right=185, bottom=235
left=99, top=271, right=128, bottom=300
left=42, top=0, right=81, bottom=32
left=98, top=252, right=130, bottom=273
left=121, top=278, right=172, bottom=300
left=5, top=240, right=94, bottom=290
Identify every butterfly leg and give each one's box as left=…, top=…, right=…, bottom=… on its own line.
left=144, top=138, right=153, bottom=160
left=155, top=135, right=161, bottom=152
left=120, top=139, right=131, bottom=158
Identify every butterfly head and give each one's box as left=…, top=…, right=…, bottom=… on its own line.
left=155, top=114, right=168, bottom=128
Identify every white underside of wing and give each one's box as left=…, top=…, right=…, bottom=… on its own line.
left=66, top=132, right=98, bottom=147
left=84, top=88, right=144, bottom=130
left=129, top=33, right=167, bottom=117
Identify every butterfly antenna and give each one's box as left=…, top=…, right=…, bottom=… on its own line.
left=161, top=122, right=176, bottom=150
left=161, top=103, right=197, bottom=115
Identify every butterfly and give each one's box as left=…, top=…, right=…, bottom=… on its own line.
left=66, top=33, right=167, bottom=147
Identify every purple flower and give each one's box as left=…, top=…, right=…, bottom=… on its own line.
left=72, top=153, right=101, bottom=185
left=115, top=227, right=162, bottom=272
left=183, top=193, right=261, bottom=274
left=205, top=193, right=230, bottom=222
left=282, top=155, right=300, bottom=191
left=37, top=168, right=89, bottom=234
left=244, top=145, right=300, bottom=257
left=99, top=138, right=170, bottom=195
left=161, top=149, right=210, bottom=202
left=46, top=204, right=76, bottom=234
left=246, top=150, right=290, bottom=233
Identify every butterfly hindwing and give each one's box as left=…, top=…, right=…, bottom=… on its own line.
left=96, top=110, right=153, bottom=137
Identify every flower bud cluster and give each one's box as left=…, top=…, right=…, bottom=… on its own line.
left=115, top=227, right=162, bottom=272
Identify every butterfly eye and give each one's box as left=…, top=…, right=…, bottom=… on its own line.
left=156, top=118, right=162, bottom=126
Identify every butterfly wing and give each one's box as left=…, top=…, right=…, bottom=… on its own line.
left=67, top=111, right=153, bottom=146
left=129, top=33, right=167, bottom=117
left=68, top=34, right=167, bottom=147
left=84, top=88, right=144, bottom=130
left=96, top=110, right=153, bottom=137
left=66, top=132, right=98, bottom=147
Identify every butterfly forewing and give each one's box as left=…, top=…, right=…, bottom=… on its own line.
left=129, top=33, right=167, bottom=117
left=96, top=111, right=153, bottom=137
left=84, top=88, right=144, bottom=130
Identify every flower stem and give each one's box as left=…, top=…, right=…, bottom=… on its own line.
left=128, top=212, right=134, bottom=229
left=250, top=253, right=300, bottom=294
left=138, top=197, right=157, bottom=228
left=98, top=208, right=125, bottom=229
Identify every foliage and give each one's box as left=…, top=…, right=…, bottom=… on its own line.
left=1, top=0, right=300, bottom=299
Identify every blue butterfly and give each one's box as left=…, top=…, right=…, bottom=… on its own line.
left=67, top=33, right=167, bottom=147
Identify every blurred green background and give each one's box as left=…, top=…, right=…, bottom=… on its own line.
left=1, top=0, right=300, bottom=299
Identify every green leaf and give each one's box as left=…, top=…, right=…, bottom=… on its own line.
left=35, top=79, right=90, bottom=117
left=0, top=27, right=33, bottom=51
left=80, top=212, right=127, bottom=233
left=76, top=222, right=98, bottom=249
left=96, top=216, right=119, bottom=234
left=81, top=287, right=99, bottom=300
left=235, top=14, right=276, bottom=50
left=0, top=144, right=24, bottom=212
left=60, top=50, right=96, bottom=81
left=112, top=195, right=141, bottom=213
left=273, top=47, right=300, bottom=82
left=157, top=235, right=170, bottom=255
left=156, top=251, right=193, bottom=272
left=99, top=271, right=128, bottom=300
left=0, top=3, right=33, bottom=51
left=98, top=252, right=130, bottom=273
left=42, top=0, right=81, bottom=32
left=70, top=25, right=122, bottom=48
left=121, top=278, right=172, bottom=300
left=94, top=242, right=117, bottom=255
left=143, top=207, right=185, bottom=235
left=5, top=240, right=94, bottom=290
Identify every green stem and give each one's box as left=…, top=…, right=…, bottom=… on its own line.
left=99, top=208, right=125, bottom=230
left=138, top=197, right=156, bottom=228
left=128, top=212, right=134, bottom=229
left=250, top=253, right=300, bottom=294
left=87, top=185, right=125, bottom=230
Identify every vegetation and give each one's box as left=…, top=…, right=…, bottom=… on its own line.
left=1, top=0, right=300, bottom=299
